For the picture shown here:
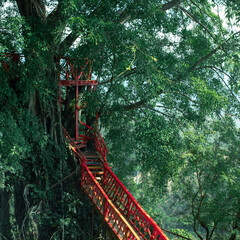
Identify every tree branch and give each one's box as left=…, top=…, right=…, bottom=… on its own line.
left=144, top=105, right=182, bottom=125
left=15, top=0, right=47, bottom=19
left=178, top=6, right=217, bottom=43
left=192, top=192, right=204, bottom=240
left=47, top=0, right=65, bottom=25
left=58, top=5, right=106, bottom=52
left=208, top=66, right=240, bottom=104
left=193, top=155, right=210, bottom=239
left=156, top=104, right=189, bottom=118
left=161, top=0, right=185, bottom=11
left=196, top=194, right=210, bottom=239
left=174, top=45, right=223, bottom=83
left=162, top=228, right=193, bottom=240
left=119, top=0, right=186, bottom=25
left=172, top=91, right=198, bottom=104
left=187, top=46, right=221, bottom=72
left=59, top=0, right=187, bottom=51
left=59, top=31, right=80, bottom=53
left=175, top=30, right=239, bottom=82
left=123, top=99, right=146, bottom=111
left=46, top=170, right=77, bottom=191
left=99, top=68, right=139, bottom=85
left=32, top=0, right=47, bottom=19
left=195, top=65, right=240, bottom=105
left=209, top=222, right=217, bottom=240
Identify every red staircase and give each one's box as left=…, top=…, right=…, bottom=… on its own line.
left=59, top=58, right=169, bottom=240
left=2, top=54, right=169, bottom=240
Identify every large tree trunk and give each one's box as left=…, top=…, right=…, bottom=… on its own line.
left=14, top=183, right=26, bottom=239
left=0, top=189, right=11, bottom=239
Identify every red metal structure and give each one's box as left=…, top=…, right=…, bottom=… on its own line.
left=1, top=53, right=23, bottom=70
left=58, top=57, right=98, bottom=141
left=2, top=54, right=169, bottom=240
left=59, top=57, right=169, bottom=240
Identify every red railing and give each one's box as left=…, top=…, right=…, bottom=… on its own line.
left=81, top=164, right=141, bottom=240
left=80, top=121, right=109, bottom=162
left=58, top=57, right=97, bottom=82
left=2, top=53, right=169, bottom=239
left=58, top=55, right=168, bottom=240
left=1, top=53, right=24, bottom=70
left=103, top=166, right=168, bottom=240
left=67, top=122, right=168, bottom=239
left=62, top=127, right=87, bottom=165
left=93, top=127, right=109, bottom=161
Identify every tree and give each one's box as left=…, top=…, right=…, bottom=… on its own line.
left=0, top=0, right=240, bottom=239
left=160, top=119, right=240, bottom=239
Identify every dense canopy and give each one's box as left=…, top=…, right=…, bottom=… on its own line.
left=0, top=0, right=240, bottom=239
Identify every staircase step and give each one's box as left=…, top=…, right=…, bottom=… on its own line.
left=84, top=155, right=102, bottom=159
left=88, top=166, right=103, bottom=169
left=92, top=174, right=104, bottom=179
left=86, top=162, right=102, bottom=165
left=86, top=159, right=101, bottom=161
left=87, top=162, right=102, bottom=165
left=76, top=144, right=86, bottom=148
left=90, top=169, right=104, bottom=173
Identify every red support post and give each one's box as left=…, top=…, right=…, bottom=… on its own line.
left=75, top=83, right=79, bottom=141
left=57, top=56, right=168, bottom=240
left=58, top=57, right=98, bottom=141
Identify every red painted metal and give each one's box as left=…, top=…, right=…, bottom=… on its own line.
left=58, top=57, right=98, bottom=141
left=2, top=54, right=169, bottom=240
left=58, top=57, right=93, bottom=81
left=1, top=53, right=23, bottom=70
left=62, top=127, right=87, bottom=165
left=79, top=121, right=109, bottom=163
left=82, top=164, right=141, bottom=240
left=50, top=55, right=168, bottom=240
left=103, top=166, right=168, bottom=240
left=58, top=80, right=98, bottom=86
left=67, top=120, right=168, bottom=240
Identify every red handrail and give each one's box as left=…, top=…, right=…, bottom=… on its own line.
left=79, top=121, right=109, bottom=163
left=1, top=53, right=24, bottom=70
left=59, top=57, right=92, bottom=81
left=2, top=53, right=169, bottom=239
left=81, top=165, right=141, bottom=240
left=94, top=127, right=109, bottom=156
left=62, top=127, right=87, bottom=165
left=103, top=166, right=168, bottom=240
left=64, top=125, right=168, bottom=239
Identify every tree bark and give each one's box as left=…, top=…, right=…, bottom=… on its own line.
left=0, top=189, right=11, bottom=239
left=15, top=0, right=46, bottom=19
left=161, top=0, right=185, bottom=11
left=14, top=183, right=26, bottom=238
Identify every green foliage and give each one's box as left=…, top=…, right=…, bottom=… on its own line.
left=160, top=119, right=240, bottom=239
left=170, top=228, right=195, bottom=240
left=0, top=111, right=26, bottom=188
left=1, top=0, right=240, bottom=239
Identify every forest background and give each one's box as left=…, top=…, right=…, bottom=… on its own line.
left=0, top=0, right=240, bottom=239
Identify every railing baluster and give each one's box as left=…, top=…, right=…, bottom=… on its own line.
left=81, top=165, right=141, bottom=240
left=64, top=118, right=168, bottom=240
left=103, top=165, right=168, bottom=240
